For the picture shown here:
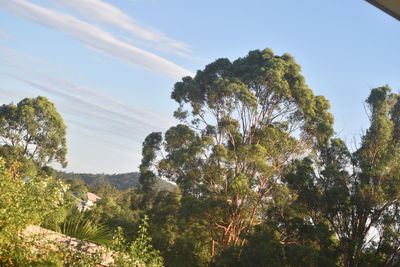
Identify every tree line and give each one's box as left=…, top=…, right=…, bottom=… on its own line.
left=138, top=48, right=400, bottom=266
left=1, top=48, right=400, bottom=266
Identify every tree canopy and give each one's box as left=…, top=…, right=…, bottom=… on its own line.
left=140, top=48, right=334, bottom=254
left=4, top=49, right=400, bottom=266
left=0, top=96, right=67, bottom=168
left=284, top=86, right=400, bottom=266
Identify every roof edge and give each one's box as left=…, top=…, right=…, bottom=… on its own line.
left=366, top=0, right=400, bottom=20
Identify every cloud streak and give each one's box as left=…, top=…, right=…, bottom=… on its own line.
left=0, top=0, right=193, bottom=79
left=0, top=48, right=175, bottom=144
left=8, top=73, right=172, bottom=134
left=49, top=0, right=191, bottom=56
left=0, top=30, right=15, bottom=40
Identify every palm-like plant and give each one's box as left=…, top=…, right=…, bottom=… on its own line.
left=58, top=210, right=111, bottom=245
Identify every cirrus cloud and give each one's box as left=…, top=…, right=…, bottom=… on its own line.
left=0, top=0, right=194, bottom=79
left=49, top=0, right=191, bottom=56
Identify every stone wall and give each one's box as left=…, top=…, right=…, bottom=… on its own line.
left=23, top=225, right=114, bottom=266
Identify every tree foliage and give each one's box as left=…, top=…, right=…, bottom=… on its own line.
left=0, top=158, right=67, bottom=265
left=140, top=48, right=334, bottom=255
left=58, top=209, right=112, bottom=245
left=0, top=96, right=67, bottom=168
left=110, top=215, right=164, bottom=267
left=284, top=86, right=400, bottom=266
left=4, top=51, right=400, bottom=267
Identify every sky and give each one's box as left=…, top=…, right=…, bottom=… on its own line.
left=0, top=0, right=399, bottom=174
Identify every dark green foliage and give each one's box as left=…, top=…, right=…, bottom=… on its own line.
left=146, top=188, right=212, bottom=267
left=214, top=225, right=335, bottom=267
left=138, top=132, right=166, bottom=209
left=57, top=171, right=175, bottom=191
left=89, top=193, right=139, bottom=239
left=284, top=86, right=400, bottom=266
left=110, top=215, right=164, bottom=266
left=57, top=172, right=140, bottom=189
left=64, top=177, right=89, bottom=193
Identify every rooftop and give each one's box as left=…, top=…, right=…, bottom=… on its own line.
left=366, top=0, right=400, bottom=20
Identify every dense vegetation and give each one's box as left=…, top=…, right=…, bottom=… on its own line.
left=57, top=171, right=175, bottom=191
left=1, top=48, right=400, bottom=266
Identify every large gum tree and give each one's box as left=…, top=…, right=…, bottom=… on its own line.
left=140, top=48, right=334, bottom=254
left=0, top=96, right=67, bottom=168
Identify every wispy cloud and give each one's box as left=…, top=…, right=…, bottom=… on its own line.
left=0, top=87, right=28, bottom=100
left=0, top=45, right=80, bottom=76
left=0, top=47, right=175, bottom=142
left=0, top=62, right=153, bottom=172
left=49, top=0, right=191, bottom=56
left=0, top=30, right=16, bottom=40
left=7, top=73, right=173, bottom=134
left=0, top=0, right=193, bottom=79
left=65, top=119, right=140, bottom=153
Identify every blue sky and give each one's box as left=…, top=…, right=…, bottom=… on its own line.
left=0, top=0, right=399, bottom=173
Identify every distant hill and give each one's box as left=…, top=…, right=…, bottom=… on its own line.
left=56, top=171, right=175, bottom=191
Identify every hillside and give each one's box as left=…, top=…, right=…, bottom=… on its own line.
left=56, top=171, right=175, bottom=191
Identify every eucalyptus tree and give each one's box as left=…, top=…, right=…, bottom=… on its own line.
left=0, top=96, right=67, bottom=168
left=285, top=86, right=400, bottom=266
left=140, top=48, right=334, bottom=254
